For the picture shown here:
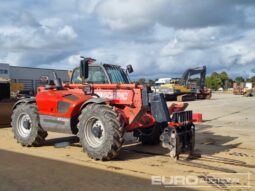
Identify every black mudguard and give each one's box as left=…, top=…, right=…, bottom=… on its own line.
left=80, top=98, right=110, bottom=111
left=12, top=97, right=36, bottom=110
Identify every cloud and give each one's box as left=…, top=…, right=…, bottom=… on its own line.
left=70, top=23, right=255, bottom=78
left=0, top=10, right=78, bottom=67
left=0, top=0, right=255, bottom=79
left=95, top=0, right=254, bottom=31
left=0, top=15, right=77, bottom=50
left=77, top=0, right=102, bottom=14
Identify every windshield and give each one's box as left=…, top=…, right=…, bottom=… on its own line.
left=71, top=65, right=130, bottom=84
left=104, top=65, right=130, bottom=84
left=71, top=66, right=108, bottom=84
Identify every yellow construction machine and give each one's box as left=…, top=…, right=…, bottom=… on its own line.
left=158, top=66, right=212, bottom=101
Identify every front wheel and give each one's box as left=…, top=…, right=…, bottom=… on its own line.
left=11, top=103, right=48, bottom=146
left=77, top=104, right=124, bottom=160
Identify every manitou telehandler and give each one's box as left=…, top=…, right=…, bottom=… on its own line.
left=11, top=57, right=195, bottom=160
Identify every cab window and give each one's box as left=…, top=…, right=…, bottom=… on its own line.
left=71, top=66, right=108, bottom=84
left=105, top=66, right=129, bottom=84
left=71, top=68, right=81, bottom=84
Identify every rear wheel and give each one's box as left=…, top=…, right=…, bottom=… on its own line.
left=77, top=104, right=124, bottom=160
left=11, top=103, right=48, bottom=146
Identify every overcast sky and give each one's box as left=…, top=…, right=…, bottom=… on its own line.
left=0, top=0, right=255, bottom=79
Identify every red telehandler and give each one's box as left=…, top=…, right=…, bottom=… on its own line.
left=11, top=57, right=195, bottom=160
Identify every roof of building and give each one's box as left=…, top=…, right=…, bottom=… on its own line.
left=10, top=65, right=68, bottom=72
left=1, top=63, right=68, bottom=72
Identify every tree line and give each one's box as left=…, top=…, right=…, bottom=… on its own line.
left=205, top=72, right=255, bottom=90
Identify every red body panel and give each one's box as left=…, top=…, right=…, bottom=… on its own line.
left=36, top=89, right=93, bottom=118
left=37, top=84, right=156, bottom=131
left=67, top=84, right=143, bottom=105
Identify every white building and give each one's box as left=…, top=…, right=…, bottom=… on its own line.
left=0, top=63, right=69, bottom=93
left=155, top=78, right=172, bottom=85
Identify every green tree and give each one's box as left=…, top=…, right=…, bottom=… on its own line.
left=235, top=76, right=245, bottom=84
left=250, top=76, right=255, bottom=83
left=211, top=72, right=220, bottom=78
left=226, top=78, right=234, bottom=89
left=148, top=79, right=155, bottom=86
left=205, top=75, right=222, bottom=90
left=219, top=71, right=228, bottom=82
left=137, top=78, right=146, bottom=85
left=249, top=76, right=255, bottom=87
left=219, top=72, right=229, bottom=89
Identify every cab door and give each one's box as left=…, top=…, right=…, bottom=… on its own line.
left=71, top=66, right=110, bottom=84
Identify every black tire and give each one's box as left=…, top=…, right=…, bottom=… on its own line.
left=139, top=126, right=161, bottom=145
left=77, top=104, right=124, bottom=160
left=11, top=103, right=48, bottom=146
left=189, top=125, right=195, bottom=155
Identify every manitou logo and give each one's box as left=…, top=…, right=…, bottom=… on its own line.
left=95, top=91, right=129, bottom=100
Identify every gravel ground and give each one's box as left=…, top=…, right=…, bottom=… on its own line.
left=0, top=93, right=254, bottom=191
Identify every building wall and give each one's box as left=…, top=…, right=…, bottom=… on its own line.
left=0, top=63, right=69, bottom=93
left=10, top=66, right=69, bottom=82
left=10, top=66, right=69, bottom=93
left=0, top=63, right=10, bottom=80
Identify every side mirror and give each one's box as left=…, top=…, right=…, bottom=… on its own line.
left=80, top=57, right=96, bottom=81
left=126, top=65, right=134, bottom=73
left=80, top=59, right=89, bottom=79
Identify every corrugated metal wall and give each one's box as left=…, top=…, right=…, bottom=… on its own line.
left=16, top=79, right=33, bottom=91
left=9, top=66, right=69, bottom=94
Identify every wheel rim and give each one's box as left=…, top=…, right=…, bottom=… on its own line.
left=17, top=113, right=32, bottom=138
left=84, top=117, right=105, bottom=148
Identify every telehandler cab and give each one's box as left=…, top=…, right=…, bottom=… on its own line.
left=11, top=57, right=195, bottom=160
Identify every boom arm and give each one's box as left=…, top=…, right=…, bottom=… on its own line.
left=180, top=66, right=206, bottom=89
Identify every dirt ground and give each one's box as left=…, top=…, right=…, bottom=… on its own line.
left=0, top=93, right=254, bottom=191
